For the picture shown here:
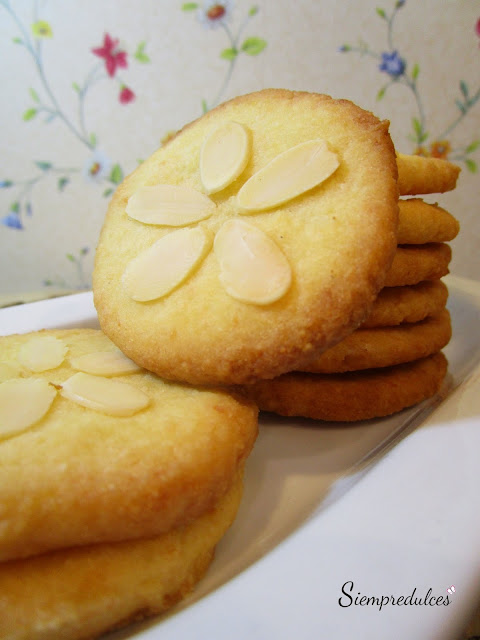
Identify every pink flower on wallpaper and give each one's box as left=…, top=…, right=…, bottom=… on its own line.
left=92, top=33, right=128, bottom=77
left=119, top=85, right=135, bottom=104
left=476, top=18, right=480, bottom=40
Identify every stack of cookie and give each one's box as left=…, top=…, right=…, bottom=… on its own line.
left=0, top=89, right=460, bottom=638
left=245, top=154, right=460, bottom=421
left=0, top=329, right=257, bottom=638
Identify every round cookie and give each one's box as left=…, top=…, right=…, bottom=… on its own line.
left=397, top=198, right=460, bottom=244
left=93, top=89, right=399, bottom=385
left=243, top=352, right=448, bottom=422
left=0, top=329, right=257, bottom=562
left=384, top=243, right=451, bottom=287
left=397, top=153, right=460, bottom=195
left=0, top=473, right=243, bottom=640
left=303, top=309, right=451, bottom=373
left=360, top=280, right=448, bottom=328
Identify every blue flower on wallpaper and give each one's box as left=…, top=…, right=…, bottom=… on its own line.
left=339, top=0, right=480, bottom=171
left=379, top=50, right=405, bottom=77
left=1, top=209, right=23, bottom=230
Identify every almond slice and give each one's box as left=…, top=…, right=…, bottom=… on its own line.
left=126, top=184, right=216, bottom=226
left=237, top=139, right=339, bottom=212
left=200, top=121, right=250, bottom=194
left=0, top=378, right=57, bottom=438
left=122, top=226, right=212, bottom=302
left=60, top=373, right=149, bottom=417
left=214, top=219, right=292, bottom=305
left=18, top=335, right=67, bottom=372
left=70, top=351, right=142, bottom=376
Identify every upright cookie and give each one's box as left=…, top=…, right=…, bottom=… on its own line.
left=93, top=89, right=399, bottom=385
left=0, top=329, right=257, bottom=562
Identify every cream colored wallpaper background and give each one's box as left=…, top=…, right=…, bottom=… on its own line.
left=1, top=0, right=479, bottom=296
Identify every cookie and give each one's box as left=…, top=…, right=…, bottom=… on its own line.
left=0, top=472, right=243, bottom=640
left=397, top=198, right=460, bottom=244
left=360, top=280, right=448, bottom=328
left=0, top=329, right=257, bottom=562
left=93, top=89, right=399, bottom=385
left=397, top=153, right=461, bottom=195
left=303, top=309, right=451, bottom=373
left=384, top=243, right=451, bottom=287
left=243, top=352, right=448, bottom=422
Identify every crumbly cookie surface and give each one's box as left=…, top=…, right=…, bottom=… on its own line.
left=93, top=89, right=399, bottom=385
left=0, top=329, right=257, bottom=562
left=0, top=473, right=243, bottom=640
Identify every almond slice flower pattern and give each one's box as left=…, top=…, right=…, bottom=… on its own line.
left=122, top=122, right=340, bottom=306
left=0, top=337, right=150, bottom=440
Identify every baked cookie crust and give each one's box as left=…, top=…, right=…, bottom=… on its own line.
left=93, top=89, right=399, bottom=385
left=0, top=329, right=257, bottom=562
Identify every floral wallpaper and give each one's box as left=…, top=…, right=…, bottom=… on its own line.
left=339, top=1, right=479, bottom=169
left=0, top=0, right=479, bottom=298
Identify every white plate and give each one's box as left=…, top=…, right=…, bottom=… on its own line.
left=1, top=275, right=480, bottom=640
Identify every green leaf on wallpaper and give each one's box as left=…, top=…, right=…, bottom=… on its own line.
left=465, top=159, right=477, bottom=173
left=455, top=100, right=467, bottom=114
left=466, top=140, right=480, bottom=154
left=89, top=132, right=97, bottom=148
left=110, top=164, right=123, bottom=184
left=411, top=63, right=419, bottom=81
left=249, top=6, right=259, bottom=16
left=221, top=47, right=238, bottom=60
left=66, top=253, right=75, bottom=263
left=376, top=87, right=386, bottom=101
left=460, top=80, right=469, bottom=98
left=72, top=82, right=81, bottom=93
left=412, top=118, right=428, bottom=144
left=35, top=161, right=52, bottom=171
left=58, top=177, right=69, bottom=191
left=23, top=108, right=37, bottom=121
left=135, top=41, right=150, bottom=63
left=181, top=2, right=198, bottom=10
left=201, top=99, right=208, bottom=114
left=12, top=37, right=23, bottom=45
left=29, top=88, right=40, bottom=103
left=412, top=117, right=422, bottom=136
left=241, top=37, right=267, bottom=56
left=103, top=188, right=114, bottom=197
left=376, top=8, right=387, bottom=19
left=10, top=201, right=20, bottom=214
